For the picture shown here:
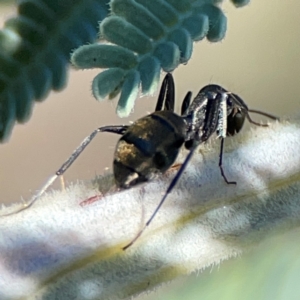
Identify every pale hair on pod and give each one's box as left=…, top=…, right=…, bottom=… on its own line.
left=1, top=116, right=300, bottom=300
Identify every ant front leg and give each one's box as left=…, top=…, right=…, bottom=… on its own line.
left=218, top=138, right=236, bottom=185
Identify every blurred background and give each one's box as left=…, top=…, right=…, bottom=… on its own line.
left=0, top=1, right=300, bottom=299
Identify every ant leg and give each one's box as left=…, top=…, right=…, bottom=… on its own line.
left=123, top=146, right=197, bottom=250
left=155, top=73, right=175, bottom=112
left=219, top=138, right=236, bottom=185
left=161, top=163, right=182, bottom=179
left=181, top=91, right=192, bottom=115
left=80, top=194, right=103, bottom=207
left=247, top=110, right=279, bottom=126
left=55, top=125, right=128, bottom=177
left=60, top=175, right=66, bottom=191
left=168, top=163, right=182, bottom=172
left=2, top=125, right=128, bottom=216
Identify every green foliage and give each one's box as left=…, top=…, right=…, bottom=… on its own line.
left=0, top=0, right=109, bottom=142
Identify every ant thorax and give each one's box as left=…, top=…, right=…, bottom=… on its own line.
left=182, top=89, right=230, bottom=146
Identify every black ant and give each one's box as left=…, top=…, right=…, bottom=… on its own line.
left=2, top=73, right=278, bottom=251
left=122, top=75, right=279, bottom=249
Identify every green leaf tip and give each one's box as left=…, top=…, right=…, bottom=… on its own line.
left=71, top=44, right=138, bottom=70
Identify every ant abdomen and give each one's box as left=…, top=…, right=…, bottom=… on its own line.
left=113, top=110, right=186, bottom=189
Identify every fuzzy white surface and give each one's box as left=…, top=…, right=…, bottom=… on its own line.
left=0, top=119, right=300, bottom=300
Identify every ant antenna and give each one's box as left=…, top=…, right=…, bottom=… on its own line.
left=247, top=109, right=279, bottom=126
left=224, top=90, right=279, bottom=126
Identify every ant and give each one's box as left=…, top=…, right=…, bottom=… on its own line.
left=122, top=76, right=279, bottom=249
left=2, top=73, right=278, bottom=250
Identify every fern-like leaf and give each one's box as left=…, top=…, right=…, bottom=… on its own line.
left=0, top=0, right=109, bottom=142
left=72, top=0, right=250, bottom=117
